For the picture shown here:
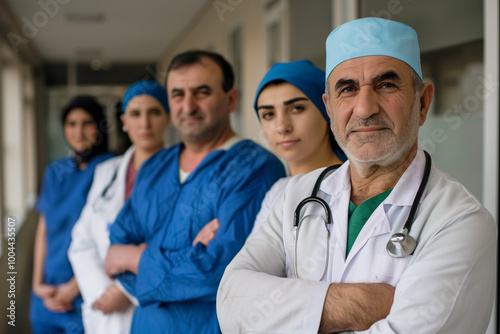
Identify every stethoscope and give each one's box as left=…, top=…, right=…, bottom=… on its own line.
left=293, top=151, right=431, bottom=279
left=91, top=166, right=119, bottom=212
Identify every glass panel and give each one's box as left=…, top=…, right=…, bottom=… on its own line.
left=228, top=25, right=243, bottom=134
left=360, top=0, right=485, bottom=201
left=267, top=21, right=282, bottom=68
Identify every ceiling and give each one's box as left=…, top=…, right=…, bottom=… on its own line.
left=5, top=0, right=212, bottom=63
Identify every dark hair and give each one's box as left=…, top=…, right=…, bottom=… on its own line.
left=61, top=95, right=109, bottom=162
left=166, top=50, right=234, bottom=92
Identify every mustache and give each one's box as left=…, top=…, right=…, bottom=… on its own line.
left=180, top=109, right=202, bottom=119
left=346, top=116, right=391, bottom=133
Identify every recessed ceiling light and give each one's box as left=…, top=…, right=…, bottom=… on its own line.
left=66, top=12, right=105, bottom=23
left=75, top=48, right=102, bottom=58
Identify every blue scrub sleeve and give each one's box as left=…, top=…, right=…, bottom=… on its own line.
left=135, top=160, right=283, bottom=306
left=36, top=158, right=80, bottom=214
left=36, top=166, right=54, bottom=214
left=109, top=198, right=146, bottom=296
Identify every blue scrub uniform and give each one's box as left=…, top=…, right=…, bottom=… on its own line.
left=31, top=153, right=113, bottom=334
left=110, top=140, right=285, bottom=334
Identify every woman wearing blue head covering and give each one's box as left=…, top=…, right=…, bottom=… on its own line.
left=30, top=95, right=113, bottom=334
left=68, top=80, right=169, bottom=334
left=250, top=60, right=347, bottom=235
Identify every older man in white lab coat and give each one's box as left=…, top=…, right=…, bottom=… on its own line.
left=217, top=17, right=496, bottom=334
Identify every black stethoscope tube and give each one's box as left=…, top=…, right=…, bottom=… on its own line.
left=293, top=150, right=432, bottom=278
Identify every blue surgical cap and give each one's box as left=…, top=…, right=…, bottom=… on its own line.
left=254, top=60, right=329, bottom=122
left=122, top=80, right=169, bottom=114
left=325, top=17, right=422, bottom=81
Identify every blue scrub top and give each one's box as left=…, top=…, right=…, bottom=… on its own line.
left=110, top=140, right=285, bottom=334
left=36, top=153, right=113, bottom=286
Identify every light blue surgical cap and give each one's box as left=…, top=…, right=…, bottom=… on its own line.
left=325, top=17, right=422, bottom=81
left=122, top=80, right=169, bottom=114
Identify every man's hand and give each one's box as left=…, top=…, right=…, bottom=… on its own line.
left=105, top=243, right=147, bottom=276
left=93, top=284, right=132, bottom=314
left=192, top=218, right=220, bottom=246
left=319, top=283, right=395, bottom=333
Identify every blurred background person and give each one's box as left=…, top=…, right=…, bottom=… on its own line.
left=68, top=81, right=170, bottom=334
left=30, top=96, right=113, bottom=334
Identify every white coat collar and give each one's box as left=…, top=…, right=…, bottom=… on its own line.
left=318, top=146, right=428, bottom=209
left=317, top=146, right=430, bottom=262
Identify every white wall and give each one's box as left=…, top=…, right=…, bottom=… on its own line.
left=158, top=1, right=268, bottom=144
left=290, top=0, right=331, bottom=66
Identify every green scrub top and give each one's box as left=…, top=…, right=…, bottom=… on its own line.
left=347, top=189, right=393, bottom=256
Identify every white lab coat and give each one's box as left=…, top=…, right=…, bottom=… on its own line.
left=69, top=146, right=136, bottom=334
left=217, top=148, right=497, bottom=333
left=249, top=177, right=291, bottom=238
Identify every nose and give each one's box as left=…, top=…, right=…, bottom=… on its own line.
left=77, top=123, right=86, bottom=136
left=275, top=112, right=293, bottom=135
left=141, top=112, right=151, bottom=128
left=352, top=87, right=379, bottom=120
left=182, top=93, right=197, bottom=115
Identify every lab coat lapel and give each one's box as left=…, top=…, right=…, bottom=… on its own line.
left=343, top=149, right=427, bottom=265
left=345, top=207, right=392, bottom=265
left=319, top=163, right=351, bottom=268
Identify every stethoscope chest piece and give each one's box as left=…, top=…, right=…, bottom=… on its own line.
left=386, top=231, right=416, bottom=258
left=385, top=150, right=432, bottom=258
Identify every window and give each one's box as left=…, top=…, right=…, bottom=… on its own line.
left=261, top=0, right=291, bottom=69
left=226, top=22, right=243, bottom=134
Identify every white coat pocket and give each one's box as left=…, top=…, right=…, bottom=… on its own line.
left=370, top=253, right=412, bottom=286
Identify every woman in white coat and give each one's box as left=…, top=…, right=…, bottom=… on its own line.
left=249, top=60, right=346, bottom=236
left=68, top=80, right=170, bottom=334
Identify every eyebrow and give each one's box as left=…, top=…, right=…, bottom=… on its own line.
left=334, top=71, right=402, bottom=92
left=194, top=84, right=212, bottom=91
left=374, top=71, right=401, bottom=83
left=283, top=97, right=309, bottom=106
left=257, top=97, right=309, bottom=111
left=170, top=84, right=212, bottom=95
left=334, top=78, right=357, bottom=92
left=257, top=105, right=273, bottom=111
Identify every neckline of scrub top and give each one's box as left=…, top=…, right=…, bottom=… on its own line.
left=217, top=135, right=243, bottom=151
left=347, top=188, right=393, bottom=256
left=179, top=168, right=190, bottom=184
left=178, top=136, right=243, bottom=184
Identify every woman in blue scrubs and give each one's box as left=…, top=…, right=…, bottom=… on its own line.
left=30, top=96, right=113, bottom=334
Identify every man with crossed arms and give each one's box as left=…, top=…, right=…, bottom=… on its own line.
left=217, top=17, right=496, bottom=334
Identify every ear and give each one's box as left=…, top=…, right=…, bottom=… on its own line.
left=418, top=82, right=434, bottom=126
left=322, top=93, right=331, bottom=120
left=120, top=113, right=127, bottom=127
left=226, top=87, right=239, bottom=113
